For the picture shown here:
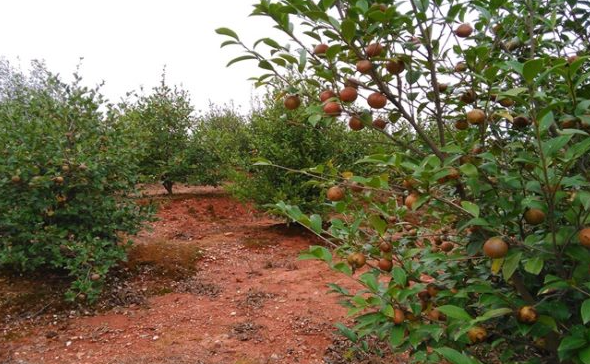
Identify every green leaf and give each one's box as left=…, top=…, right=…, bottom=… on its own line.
left=524, top=257, right=544, bottom=275
left=435, top=347, right=479, bottom=364
left=581, top=299, right=590, bottom=324
left=437, top=305, right=473, bottom=321
left=523, top=58, right=544, bottom=83
left=459, top=163, right=478, bottom=177
left=215, top=27, right=240, bottom=40
left=461, top=201, right=480, bottom=218
left=502, top=251, right=522, bottom=281
left=226, top=55, right=257, bottom=67
left=359, top=272, right=379, bottom=292
left=559, top=335, right=587, bottom=361
left=310, top=214, right=322, bottom=234
left=579, top=346, right=590, bottom=364
left=341, top=19, right=356, bottom=42
left=369, top=214, right=387, bottom=235
left=335, top=323, right=357, bottom=343
left=392, top=267, right=407, bottom=287
left=389, top=325, right=405, bottom=347
left=475, top=308, right=513, bottom=322
left=299, top=245, right=332, bottom=263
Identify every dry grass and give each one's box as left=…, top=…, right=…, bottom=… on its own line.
left=125, top=239, right=202, bottom=280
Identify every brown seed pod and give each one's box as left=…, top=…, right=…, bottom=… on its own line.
left=327, top=186, right=345, bottom=201
left=366, top=43, right=384, bottom=58
left=455, top=23, right=474, bottom=38
left=454, top=62, right=468, bottom=72
left=386, top=59, right=405, bottom=75
left=404, top=192, right=420, bottom=209
left=460, top=89, right=476, bottom=103
left=580, top=227, right=590, bottom=248
left=284, top=95, right=301, bottom=110
left=468, top=326, right=487, bottom=344
left=378, top=258, right=393, bottom=271
left=517, top=306, right=538, bottom=324
left=483, top=237, right=508, bottom=258
left=455, top=119, right=469, bottom=130
left=348, top=116, right=364, bottom=131
left=372, top=118, right=387, bottom=129
left=393, top=308, right=405, bottom=324
left=347, top=252, right=366, bottom=268
left=513, top=115, right=530, bottom=128
left=323, top=102, right=342, bottom=116
left=320, top=90, right=336, bottom=103
left=367, top=93, right=388, bottom=109
left=440, top=242, right=454, bottom=252
left=466, top=109, right=486, bottom=125
left=314, top=43, right=329, bottom=55
left=356, top=59, right=373, bottom=74
left=379, top=242, right=392, bottom=252
left=524, top=208, right=545, bottom=225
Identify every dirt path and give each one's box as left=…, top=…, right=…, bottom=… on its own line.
left=0, top=186, right=396, bottom=364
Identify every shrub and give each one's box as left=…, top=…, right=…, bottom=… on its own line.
left=118, top=71, right=196, bottom=194
left=0, top=61, right=152, bottom=302
left=220, top=0, right=590, bottom=362
left=229, top=92, right=388, bottom=214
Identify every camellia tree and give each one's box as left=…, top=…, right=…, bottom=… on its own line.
left=219, top=0, right=590, bottom=362
left=119, top=72, right=195, bottom=194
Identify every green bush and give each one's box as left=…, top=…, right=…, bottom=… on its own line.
left=118, top=72, right=198, bottom=194
left=0, top=61, right=152, bottom=302
left=221, top=0, right=590, bottom=362
left=228, top=93, right=389, bottom=214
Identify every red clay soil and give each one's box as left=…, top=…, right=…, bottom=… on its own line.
left=0, top=186, right=400, bottom=364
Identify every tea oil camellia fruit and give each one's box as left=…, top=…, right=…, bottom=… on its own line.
left=365, top=43, right=383, bottom=58
left=524, top=208, right=545, bottom=225
left=460, top=90, right=476, bottom=103
left=314, top=43, right=329, bottom=55
left=356, top=60, right=373, bottom=74
left=54, top=176, right=65, bottom=184
left=513, top=115, right=530, bottom=128
left=320, top=90, right=336, bottom=103
left=517, top=306, right=538, bottom=324
left=339, top=87, right=358, bottom=102
left=455, top=62, right=468, bottom=72
left=379, top=242, right=392, bottom=252
left=323, top=102, right=342, bottom=116
left=466, top=109, right=486, bottom=124
left=90, top=273, right=101, bottom=281
left=483, top=237, right=508, bottom=258
left=372, top=118, right=387, bottom=129
left=378, top=258, right=393, bottom=271
left=580, top=227, right=590, bottom=248
left=386, top=59, right=405, bottom=75
left=437, top=83, right=448, bottom=92
left=347, top=252, right=366, bottom=268
left=284, top=95, right=301, bottom=110
left=499, top=97, right=515, bottom=107
left=404, top=192, right=420, bottom=209
left=440, top=241, right=454, bottom=252
left=455, top=23, right=474, bottom=38
left=393, top=308, right=405, bottom=324
left=455, top=119, right=469, bottom=130
left=367, top=92, right=387, bottom=109
left=468, top=327, right=487, bottom=344
left=348, top=116, right=364, bottom=131
left=327, top=186, right=345, bottom=201
left=11, top=175, right=21, bottom=184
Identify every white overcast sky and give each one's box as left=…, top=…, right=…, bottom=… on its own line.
left=0, top=0, right=283, bottom=113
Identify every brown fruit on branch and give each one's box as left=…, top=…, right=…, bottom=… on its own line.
left=427, top=284, right=439, bottom=298
left=499, top=98, right=515, bottom=107
left=345, top=77, right=361, bottom=89
left=61, top=164, right=70, bottom=172
left=440, top=242, right=454, bottom=252
left=404, top=192, right=420, bottom=209
left=356, top=60, right=373, bottom=74
left=567, top=55, right=579, bottom=64
left=455, top=119, right=469, bottom=130
left=393, top=308, right=405, bottom=324
left=468, top=326, right=487, bottom=344
left=327, top=186, right=345, bottom=201
left=437, top=83, right=448, bottom=92
left=365, top=43, right=383, bottom=58
left=429, top=308, right=446, bottom=321
left=11, top=175, right=21, bottom=184
left=455, top=62, right=468, bottom=72
left=340, top=87, right=358, bottom=102
left=379, top=242, right=392, bottom=252
left=347, top=252, right=366, bottom=268
left=513, top=115, right=530, bottom=128
left=580, top=228, right=590, bottom=248
left=284, top=95, right=301, bottom=110
left=460, top=90, right=476, bottom=104
left=348, top=116, right=365, bottom=131
left=323, top=102, right=342, bottom=116
left=466, top=109, right=486, bottom=125
left=386, top=59, right=405, bottom=75
left=455, top=23, right=474, bottom=38
left=378, top=258, right=393, bottom=271
left=418, top=290, right=430, bottom=301
left=90, top=273, right=101, bottom=281
left=367, top=93, right=387, bottom=109
left=320, top=90, right=336, bottom=103
left=483, top=237, right=508, bottom=258
left=524, top=208, right=545, bottom=225
left=372, top=118, right=387, bottom=129
left=517, top=306, right=538, bottom=324
left=314, top=43, right=329, bottom=55
left=54, top=176, right=65, bottom=184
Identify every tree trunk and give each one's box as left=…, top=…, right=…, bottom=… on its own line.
left=163, top=180, right=173, bottom=195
